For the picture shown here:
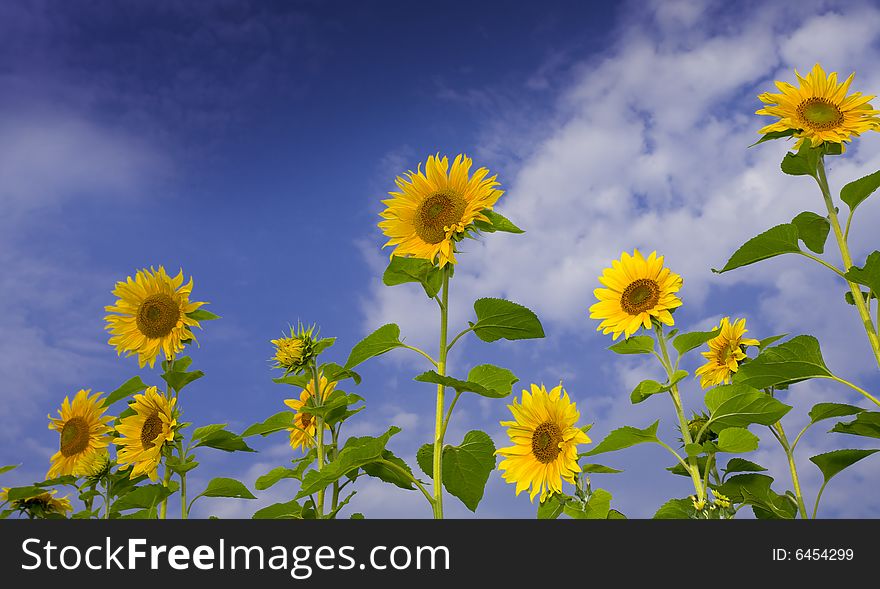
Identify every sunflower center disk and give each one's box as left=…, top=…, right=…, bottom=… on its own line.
left=300, top=413, right=313, bottom=428
left=414, top=191, right=466, bottom=244
left=140, top=412, right=164, bottom=450
left=620, top=278, right=661, bottom=315
left=60, top=417, right=90, bottom=457
left=531, top=421, right=563, bottom=464
left=798, top=98, right=844, bottom=130
left=136, top=293, right=181, bottom=339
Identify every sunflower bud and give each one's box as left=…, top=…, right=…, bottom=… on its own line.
left=685, top=412, right=717, bottom=445
left=271, top=323, right=329, bottom=375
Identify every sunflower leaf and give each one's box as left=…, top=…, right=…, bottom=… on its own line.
left=255, top=466, right=300, bottom=491
left=564, top=488, right=613, bottom=520
left=103, top=376, right=148, bottom=407
left=319, top=362, right=362, bottom=385
left=830, top=411, right=880, bottom=439
left=414, top=365, right=517, bottom=399
left=416, top=443, right=433, bottom=478
left=440, top=430, right=496, bottom=512
left=672, top=328, right=722, bottom=356
left=0, top=464, right=20, bottom=476
left=186, top=309, right=221, bottom=321
left=732, top=335, right=834, bottom=389
left=241, top=411, right=295, bottom=437
left=748, top=128, right=797, bottom=147
left=653, top=498, right=696, bottom=519
left=791, top=211, right=831, bottom=254
left=113, top=483, right=174, bottom=512
left=161, top=369, right=204, bottom=394
left=810, top=449, right=879, bottom=485
left=195, top=478, right=257, bottom=501
left=841, top=169, right=880, bottom=213
left=252, top=499, right=303, bottom=520
left=472, top=210, right=524, bottom=234
left=722, top=458, right=767, bottom=479
left=715, top=474, right=796, bottom=519
left=361, top=450, right=416, bottom=490
left=344, top=324, right=405, bottom=369
left=844, top=251, right=880, bottom=297
left=194, top=430, right=255, bottom=453
left=580, top=421, right=661, bottom=457
left=470, top=298, right=545, bottom=342
left=608, top=335, right=655, bottom=355
left=704, top=384, right=791, bottom=431
left=712, top=224, right=801, bottom=273
left=537, top=494, right=567, bottom=519
left=808, top=403, right=865, bottom=425
left=715, top=428, right=760, bottom=453
left=580, top=463, right=623, bottom=474
left=382, top=256, right=444, bottom=298
left=630, top=371, right=687, bottom=404
left=780, top=143, right=821, bottom=176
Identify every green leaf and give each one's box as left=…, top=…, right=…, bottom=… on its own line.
left=673, top=328, right=722, bottom=356
left=685, top=443, right=703, bottom=457
left=581, top=421, right=660, bottom=457
left=666, top=456, right=708, bottom=477
left=715, top=428, right=760, bottom=453
left=187, top=309, right=221, bottom=321
left=471, top=298, right=545, bottom=342
left=791, top=211, right=830, bottom=254
left=195, top=430, right=255, bottom=453
left=242, top=411, right=294, bottom=437
left=440, top=431, right=496, bottom=512
left=715, top=474, right=796, bottom=519
left=361, top=451, right=416, bottom=490
left=103, top=376, right=148, bottom=407
left=344, top=324, right=404, bottom=369
left=297, top=427, right=401, bottom=498
left=810, top=449, right=879, bottom=484
left=630, top=371, right=688, bottom=404
left=841, top=169, right=880, bottom=213
left=723, top=458, right=767, bottom=477
left=191, top=424, right=228, bottom=442
left=844, top=290, right=874, bottom=306
left=733, top=335, right=833, bottom=389
left=704, top=384, right=791, bottom=431
left=383, top=256, right=444, bottom=298
left=198, top=478, right=257, bottom=500
left=162, top=369, right=205, bottom=394
left=607, top=509, right=627, bottom=519
left=472, top=210, right=524, bottom=234
left=608, top=335, right=655, bottom=355
left=808, top=403, right=865, bottom=424
left=748, top=128, right=797, bottom=147
left=845, top=251, right=880, bottom=296
left=580, top=464, right=623, bottom=474
left=537, top=494, right=566, bottom=519
left=6, top=486, right=46, bottom=501
left=272, top=374, right=313, bottom=387
left=255, top=467, right=299, bottom=491
left=564, top=488, right=612, bottom=520
left=780, top=144, right=820, bottom=176
left=113, top=484, right=173, bottom=512
left=416, top=443, right=433, bottom=478
left=653, top=498, right=695, bottom=519
left=319, top=362, right=362, bottom=385
left=165, top=455, right=199, bottom=475
left=413, top=365, right=517, bottom=399
left=252, top=499, right=303, bottom=520
left=0, top=464, right=19, bottom=476
left=758, top=334, right=788, bottom=350
left=712, top=224, right=801, bottom=274
left=830, top=411, right=880, bottom=439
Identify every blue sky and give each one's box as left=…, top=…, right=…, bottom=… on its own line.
left=3, top=0, right=880, bottom=519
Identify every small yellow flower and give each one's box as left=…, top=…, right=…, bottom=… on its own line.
left=695, top=317, right=760, bottom=389
left=691, top=496, right=706, bottom=511
left=756, top=63, right=880, bottom=151
left=378, top=154, right=503, bottom=268
left=496, top=384, right=591, bottom=502
left=284, top=374, right=335, bottom=452
left=589, top=249, right=683, bottom=340
left=713, top=492, right=731, bottom=510
left=114, top=386, right=176, bottom=481
left=47, top=389, right=114, bottom=479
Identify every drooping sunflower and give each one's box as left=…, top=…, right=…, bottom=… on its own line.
left=284, top=373, right=335, bottom=452
left=2, top=489, right=73, bottom=518
left=105, top=266, right=206, bottom=369
left=378, top=153, right=503, bottom=268
left=756, top=63, right=880, bottom=151
left=47, top=389, right=114, bottom=479
left=496, top=383, right=591, bottom=503
left=114, top=386, right=176, bottom=481
left=589, top=249, right=683, bottom=340
left=694, top=317, right=760, bottom=389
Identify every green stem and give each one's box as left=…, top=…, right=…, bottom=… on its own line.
left=796, top=251, right=847, bottom=279
left=815, top=156, right=880, bottom=369
left=771, top=421, right=809, bottom=519
left=311, top=362, right=326, bottom=518
left=813, top=481, right=829, bottom=519
left=104, top=477, right=111, bottom=520
left=400, top=344, right=439, bottom=368
left=829, top=375, right=880, bottom=408
left=439, top=392, right=461, bottom=441
left=446, top=326, right=474, bottom=352
left=331, top=427, right=340, bottom=513
left=180, top=472, right=188, bottom=519
left=654, top=324, right=705, bottom=503
left=432, top=265, right=451, bottom=519
left=158, top=464, right=171, bottom=519
left=380, top=459, right=435, bottom=507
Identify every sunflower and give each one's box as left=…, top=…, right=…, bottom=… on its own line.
left=271, top=323, right=318, bottom=375
left=589, top=249, right=683, bottom=340
left=114, top=386, right=176, bottom=481
left=47, top=389, right=114, bottom=479
left=496, top=384, right=591, bottom=503
left=2, top=489, right=73, bottom=518
left=378, top=153, right=503, bottom=268
left=284, top=373, right=335, bottom=452
left=105, top=266, right=206, bottom=369
left=756, top=63, right=880, bottom=151
left=694, top=317, right=759, bottom=389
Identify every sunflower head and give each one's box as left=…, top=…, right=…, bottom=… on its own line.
left=284, top=373, right=335, bottom=452
left=496, top=383, right=591, bottom=503
left=47, top=389, right=114, bottom=479
left=114, top=386, right=177, bottom=481
left=105, top=266, right=207, bottom=369
left=271, top=322, right=324, bottom=375
left=4, top=490, right=73, bottom=518
left=756, top=63, right=880, bottom=152
left=684, top=411, right=716, bottom=446
left=694, top=317, right=760, bottom=389
left=378, top=153, right=504, bottom=268
left=589, top=249, right=683, bottom=340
